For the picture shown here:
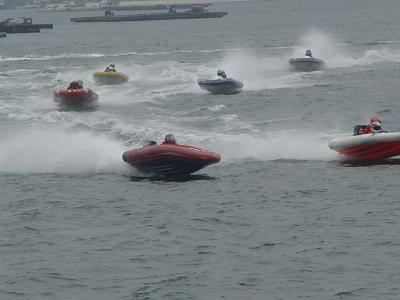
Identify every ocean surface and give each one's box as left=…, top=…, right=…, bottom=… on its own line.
left=1, top=0, right=400, bottom=299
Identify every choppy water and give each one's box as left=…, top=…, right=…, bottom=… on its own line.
left=1, top=0, right=400, bottom=299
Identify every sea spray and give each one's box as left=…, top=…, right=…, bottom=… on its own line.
left=0, top=130, right=127, bottom=174
left=292, top=29, right=400, bottom=67
left=216, top=50, right=311, bottom=90
left=184, top=131, right=337, bottom=162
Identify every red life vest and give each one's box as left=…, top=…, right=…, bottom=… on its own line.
left=360, top=125, right=372, bottom=135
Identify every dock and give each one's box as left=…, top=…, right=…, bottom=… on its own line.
left=70, top=6, right=227, bottom=23
left=0, top=18, right=53, bottom=34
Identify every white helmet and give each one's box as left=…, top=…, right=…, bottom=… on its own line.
left=217, top=69, right=226, bottom=76
left=370, top=121, right=382, bottom=133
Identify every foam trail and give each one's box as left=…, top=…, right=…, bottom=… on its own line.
left=357, top=47, right=400, bottom=64
left=0, top=130, right=128, bottom=174
left=292, top=30, right=358, bottom=67
left=185, top=131, right=337, bottom=162
left=292, top=30, right=400, bottom=67
left=109, top=61, right=203, bottom=97
left=216, top=50, right=308, bottom=91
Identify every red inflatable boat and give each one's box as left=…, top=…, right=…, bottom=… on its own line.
left=53, top=88, right=99, bottom=106
left=122, top=143, right=221, bottom=176
left=329, top=132, right=400, bottom=160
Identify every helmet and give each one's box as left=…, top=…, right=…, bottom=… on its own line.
left=217, top=69, right=225, bottom=76
left=110, top=64, right=115, bottom=67
left=164, top=134, right=176, bottom=144
left=305, top=49, right=312, bottom=56
left=370, top=115, right=382, bottom=123
left=370, top=121, right=382, bottom=132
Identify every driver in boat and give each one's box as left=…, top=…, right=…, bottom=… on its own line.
left=105, top=64, right=116, bottom=72
left=67, top=80, right=83, bottom=90
left=217, top=69, right=227, bottom=80
left=162, top=134, right=177, bottom=144
left=305, top=49, right=313, bottom=58
left=355, top=115, right=385, bottom=135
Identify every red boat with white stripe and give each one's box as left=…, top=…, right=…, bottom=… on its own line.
left=329, top=132, right=400, bottom=160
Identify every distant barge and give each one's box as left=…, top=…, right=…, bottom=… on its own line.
left=102, top=3, right=212, bottom=11
left=38, top=3, right=212, bottom=13
left=70, top=6, right=227, bottom=23
left=0, top=18, right=53, bottom=33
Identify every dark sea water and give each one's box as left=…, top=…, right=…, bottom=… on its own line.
left=1, top=0, right=400, bottom=299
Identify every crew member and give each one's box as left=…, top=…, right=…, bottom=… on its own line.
left=67, top=80, right=83, bottom=90
left=369, top=115, right=383, bottom=133
left=105, top=64, right=116, bottom=72
left=357, top=115, right=384, bottom=135
left=217, top=69, right=227, bottom=80
left=163, top=134, right=177, bottom=144
left=305, top=49, right=313, bottom=58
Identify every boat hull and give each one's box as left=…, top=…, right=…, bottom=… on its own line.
left=289, top=57, right=326, bottom=72
left=122, top=144, right=221, bottom=176
left=70, top=12, right=227, bottom=22
left=53, top=88, right=99, bottom=106
left=197, top=78, right=243, bottom=95
left=329, top=132, right=400, bottom=160
left=93, top=71, right=129, bottom=85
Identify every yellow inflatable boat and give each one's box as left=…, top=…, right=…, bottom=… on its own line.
left=93, top=71, right=129, bottom=85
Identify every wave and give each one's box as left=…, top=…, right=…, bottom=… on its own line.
left=354, top=40, right=400, bottom=46
left=0, top=53, right=105, bottom=62
left=0, top=46, right=300, bottom=64
left=2, top=32, right=400, bottom=72
left=0, top=48, right=242, bottom=63
left=207, top=104, right=226, bottom=111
